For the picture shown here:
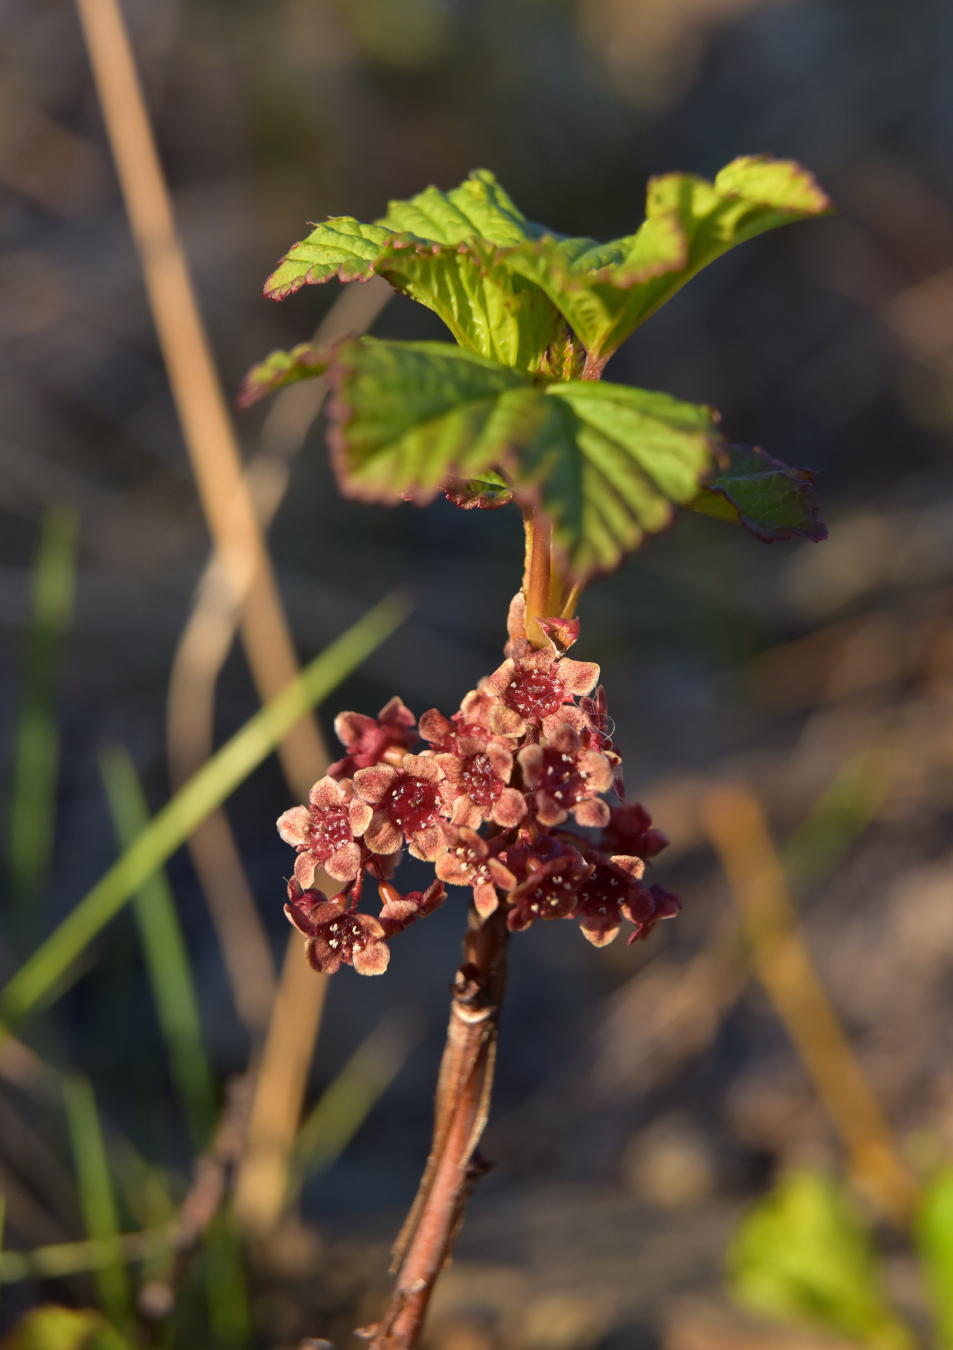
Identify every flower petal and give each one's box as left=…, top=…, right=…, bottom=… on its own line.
left=490, top=705, right=524, bottom=737
left=435, top=753, right=465, bottom=783
left=378, top=695, right=416, bottom=728
left=294, top=851, right=319, bottom=888
left=419, top=708, right=457, bottom=744
left=349, top=798, right=373, bottom=835
left=277, top=805, right=311, bottom=848
left=326, top=841, right=362, bottom=882
left=482, top=659, right=517, bottom=697
left=535, top=794, right=568, bottom=827
left=408, top=823, right=446, bottom=862
left=579, top=919, right=620, bottom=948
left=309, top=775, right=345, bottom=810
left=609, top=854, right=646, bottom=880
left=506, top=591, right=527, bottom=645
left=492, top=788, right=527, bottom=828
left=473, top=879, right=499, bottom=918
left=352, top=940, right=390, bottom=975
left=516, top=744, right=544, bottom=787
left=556, top=658, right=599, bottom=696
left=403, top=753, right=445, bottom=783
left=572, top=798, right=610, bottom=828
left=451, top=795, right=484, bottom=828
left=365, top=812, right=403, bottom=854
left=485, top=743, right=513, bottom=781
left=334, top=711, right=377, bottom=750
left=307, top=937, right=343, bottom=974
left=353, top=763, right=398, bottom=805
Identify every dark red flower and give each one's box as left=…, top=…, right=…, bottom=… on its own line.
left=435, top=824, right=515, bottom=918
left=481, top=646, right=600, bottom=740
left=284, top=879, right=389, bottom=975
left=600, top=802, right=670, bottom=860
left=516, top=723, right=613, bottom=828
left=623, top=882, right=681, bottom=945
left=574, top=854, right=644, bottom=947
left=499, top=835, right=592, bottom=932
left=328, top=696, right=418, bottom=778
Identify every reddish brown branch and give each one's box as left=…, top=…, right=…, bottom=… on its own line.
left=362, top=905, right=510, bottom=1350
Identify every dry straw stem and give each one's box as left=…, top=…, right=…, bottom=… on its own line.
left=167, top=279, right=392, bottom=1039
left=74, top=0, right=324, bottom=799
left=232, top=938, right=329, bottom=1235
left=701, top=783, right=919, bottom=1226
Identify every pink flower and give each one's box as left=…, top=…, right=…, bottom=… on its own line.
left=498, top=835, right=592, bottom=932
left=419, top=711, right=527, bottom=829
left=352, top=755, right=450, bottom=861
left=277, top=775, right=373, bottom=886
left=574, top=854, right=645, bottom=947
left=328, top=696, right=418, bottom=778
left=284, top=879, right=389, bottom=975
left=600, top=802, right=670, bottom=861
left=481, top=647, right=600, bottom=739
left=435, top=824, right=515, bottom=918
left=516, top=724, right=613, bottom=827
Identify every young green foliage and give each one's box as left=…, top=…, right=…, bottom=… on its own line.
left=728, top=1171, right=913, bottom=1350
left=251, top=157, right=828, bottom=583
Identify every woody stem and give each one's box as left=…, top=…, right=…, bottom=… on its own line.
left=366, top=905, right=510, bottom=1350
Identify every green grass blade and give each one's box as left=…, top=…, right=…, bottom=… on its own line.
left=0, top=592, right=410, bottom=1034
left=781, top=746, right=892, bottom=889
left=62, top=1075, right=133, bottom=1330
left=0, top=1225, right=177, bottom=1285
left=914, top=1168, right=953, bottom=1348
left=285, top=1009, right=422, bottom=1205
left=99, top=745, right=216, bottom=1152
left=202, top=1211, right=251, bottom=1350
left=7, top=505, right=79, bottom=931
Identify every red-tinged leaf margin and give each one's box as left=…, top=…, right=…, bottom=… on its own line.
left=237, top=341, right=338, bottom=409
left=689, top=444, right=828, bottom=543
left=444, top=471, right=514, bottom=510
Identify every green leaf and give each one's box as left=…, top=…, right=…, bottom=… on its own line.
left=1, top=1307, right=134, bottom=1350
left=728, top=1171, right=914, bottom=1350
left=329, top=338, right=721, bottom=578
left=499, top=155, right=831, bottom=368
left=688, top=444, right=827, bottom=543
left=99, top=746, right=216, bottom=1153
left=264, top=171, right=564, bottom=373
left=0, top=594, right=409, bottom=1035
left=264, top=161, right=828, bottom=375
left=237, top=340, right=335, bottom=408
left=914, top=1168, right=953, bottom=1348
left=263, top=218, right=393, bottom=299
left=62, top=1077, right=132, bottom=1331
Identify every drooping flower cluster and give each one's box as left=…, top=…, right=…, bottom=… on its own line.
left=278, top=594, right=679, bottom=975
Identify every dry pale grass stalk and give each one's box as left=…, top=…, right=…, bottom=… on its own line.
left=73, top=0, right=325, bottom=797
left=702, top=783, right=918, bottom=1225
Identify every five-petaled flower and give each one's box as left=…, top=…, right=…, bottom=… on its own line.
left=481, top=646, right=600, bottom=740
left=277, top=775, right=372, bottom=887
left=285, top=879, right=390, bottom=975
left=517, top=724, right=613, bottom=828
left=421, top=709, right=527, bottom=829
left=574, top=854, right=646, bottom=947
left=353, top=755, right=451, bottom=861
left=329, top=696, right=418, bottom=778
left=436, top=824, right=513, bottom=918
left=498, top=835, right=592, bottom=932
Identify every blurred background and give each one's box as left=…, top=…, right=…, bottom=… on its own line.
left=3, top=0, right=953, bottom=1347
